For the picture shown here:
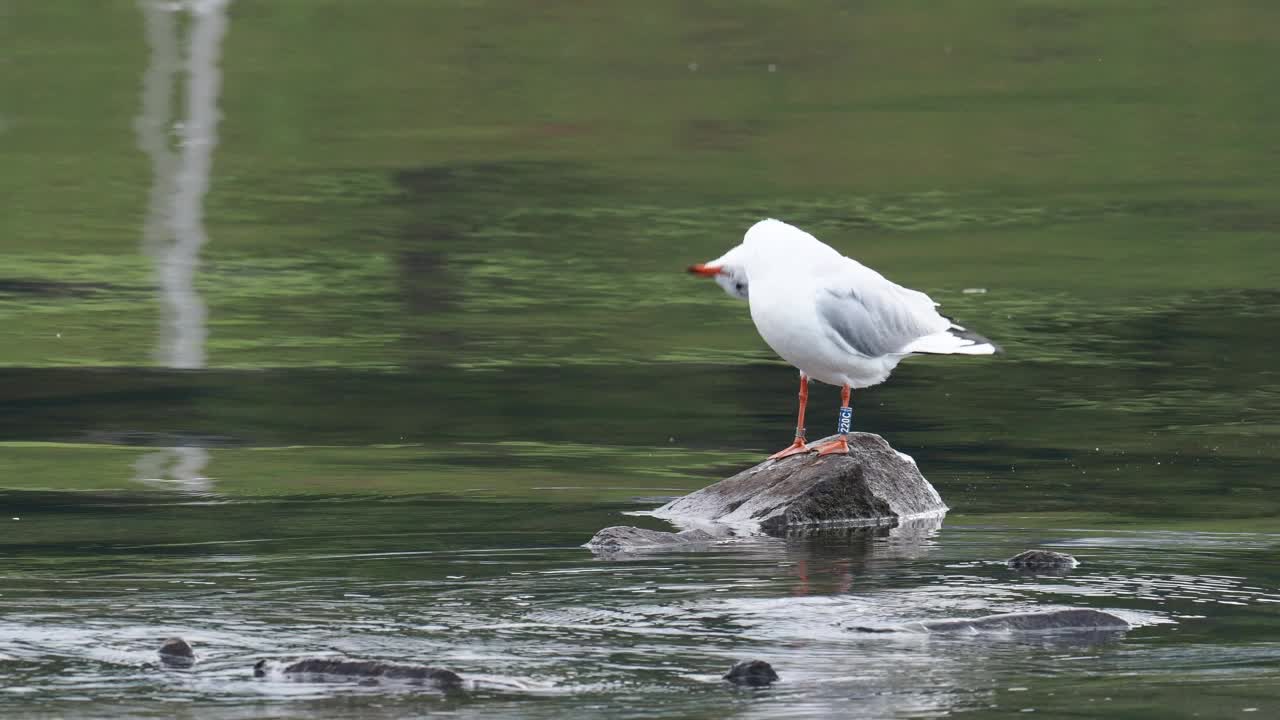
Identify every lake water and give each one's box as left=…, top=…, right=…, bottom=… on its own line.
left=2, top=2, right=1279, bottom=718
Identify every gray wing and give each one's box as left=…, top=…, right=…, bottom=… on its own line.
left=816, top=281, right=948, bottom=358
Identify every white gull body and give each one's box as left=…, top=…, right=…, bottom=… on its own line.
left=697, top=219, right=996, bottom=389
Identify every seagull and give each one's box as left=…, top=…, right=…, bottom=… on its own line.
left=689, top=219, right=999, bottom=459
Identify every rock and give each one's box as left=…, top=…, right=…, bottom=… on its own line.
left=913, top=609, right=1128, bottom=634
left=724, top=659, right=779, bottom=686
left=856, top=608, right=1129, bottom=634
left=585, top=525, right=717, bottom=553
left=253, top=658, right=463, bottom=689
left=652, top=433, right=946, bottom=534
left=158, top=637, right=195, bottom=668
left=1007, top=549, right=1079, bottom=571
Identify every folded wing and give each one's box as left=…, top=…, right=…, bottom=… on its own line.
left=815, top=263, right=998, bottom=358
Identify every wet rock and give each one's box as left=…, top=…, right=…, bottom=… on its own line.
left=724, top=659, right=779, bottom=686
left=1007, top=549, right=1079, bottom=570
left=856, top=608, right=1128, bottom=634
left=913, top=609, right=1128, bottom=633
left=157, top=637, right=195, bottom=668
left=652, top=433, right=946, bottom=534
left=585, top=525, right=717, bottom=552
left=254, top=658, right=463, bottom=689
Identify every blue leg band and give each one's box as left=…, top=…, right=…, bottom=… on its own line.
left=837, top=406, right=852, bottom=434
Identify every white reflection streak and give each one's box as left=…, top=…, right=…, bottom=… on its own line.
left=138, top=0, right=230, bottom=369
left=133, top=0, right=231, bottom=493
left=134, top=446, right=213, bottom=494
left=0, top=3, right=8, bottom=134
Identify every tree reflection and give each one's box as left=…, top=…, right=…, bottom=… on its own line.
left=132, top=0, right=231, bottom=492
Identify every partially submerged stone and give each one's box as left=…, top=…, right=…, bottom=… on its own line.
left=913, top=609, right=1128, bottom=633
left=724, top=659, right=779, bottom=686
left=158, top=637, right=195, bottom=668
left=254, top=658, right=463, bottom=689
left=585, top=526, right=716, bottom=553
left=652, top=433, right=946, bottom=534
left=856, top=608, right=1128, bottom=634
left=1007, top=549, right=1079, bottom=571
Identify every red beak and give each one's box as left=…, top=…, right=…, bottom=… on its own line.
left=687, top=263, right=722, bottom=276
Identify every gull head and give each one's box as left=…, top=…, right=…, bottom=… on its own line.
left=688, top=243, right=750, bottom=301
left=688, top=218, right=831, bottom=301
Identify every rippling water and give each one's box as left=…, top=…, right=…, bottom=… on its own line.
left=4, top=501, right=1278, bottom=718
left=3, top=1, right=1279, bottom=717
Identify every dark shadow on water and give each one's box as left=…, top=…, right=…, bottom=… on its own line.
left=0, top=364, right=795, bottom=449
left=0, top=279, right=123, bottom=298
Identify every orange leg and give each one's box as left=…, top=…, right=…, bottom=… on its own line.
left=814, top=384, right=852, bottom=455
left=768, top=374, right=814, bottom=460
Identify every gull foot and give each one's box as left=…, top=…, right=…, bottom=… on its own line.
left=813, top=437, right=850, bottom=456
left=768, top=439, right=813, bottom=460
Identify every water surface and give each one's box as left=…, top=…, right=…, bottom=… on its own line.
left=2, top=1, right=1278, bottom=717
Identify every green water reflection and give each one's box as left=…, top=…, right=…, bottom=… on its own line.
left=1, top=1, right=1278, bottom=717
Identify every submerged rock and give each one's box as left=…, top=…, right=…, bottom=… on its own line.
left=585, top=525, right=717, bottom=552
left=1007, top=549, right=1079, bottom=571
left=724, top=659, right=779, bottom=686
left=652, top=433, right=945, bottom=534
left=157, top=637, right=195, bottom=668
left=254, top=658, right=463, bottom=689
left=856, top=608, right=1129, bottom=634
left=913, top=609, right=1128, bottom=633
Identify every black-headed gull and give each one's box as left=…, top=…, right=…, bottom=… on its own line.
left=689, top=219, right=998, bottom=459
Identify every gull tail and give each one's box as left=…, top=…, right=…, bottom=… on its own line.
left=903, top=323, right=1001, bottom=356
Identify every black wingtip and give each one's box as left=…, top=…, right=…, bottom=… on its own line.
left=948, top=325, right=1002, bottom=354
